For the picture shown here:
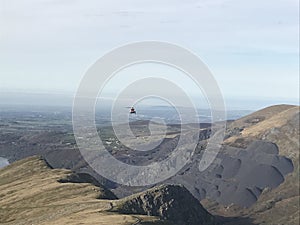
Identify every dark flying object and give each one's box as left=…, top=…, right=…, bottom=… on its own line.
left=130, top=107, right=136, bottom=114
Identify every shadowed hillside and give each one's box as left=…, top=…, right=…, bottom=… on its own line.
left=203, top=104, right=300, bottom=225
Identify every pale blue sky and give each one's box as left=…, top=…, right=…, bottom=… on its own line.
left=0, top=0, right=299, bottom=109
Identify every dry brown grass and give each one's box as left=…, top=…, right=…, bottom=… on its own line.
left=0, top=156, right=164, bottom=225
left=225, top=105, right=299, bottom=158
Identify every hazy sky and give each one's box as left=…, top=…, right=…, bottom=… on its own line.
left=0, top=0, right=299, bottom=108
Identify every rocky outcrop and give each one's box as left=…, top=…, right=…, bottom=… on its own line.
left=114, top=184, right=216, bottom=225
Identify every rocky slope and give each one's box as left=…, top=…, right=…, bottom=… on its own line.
left=203, top=104, right=300, bottom=225
left=0, top=156, right=215, bottom=225
left=113, top=184, right=215, bottom=225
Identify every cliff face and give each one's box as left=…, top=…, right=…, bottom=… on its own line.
left=114, top=184, right=215, bottom=225
left=0, top=156, right=214, bottom=225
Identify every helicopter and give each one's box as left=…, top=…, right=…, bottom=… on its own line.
left=130, top=106, right=136, bottom=114
left=125, top=106, right=136, bottom=114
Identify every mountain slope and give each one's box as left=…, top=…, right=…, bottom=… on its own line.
left=204, top=104, right=300, bottom=225
left=225, top=105, right=299, bottom=157
left=0, top=156, right=215, bottom=225
left=114, top=184, right=215, bottom=225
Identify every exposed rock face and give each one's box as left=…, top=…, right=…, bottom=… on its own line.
left=165, top=106, right=298, bottom=208
left=167, top=139, right=293, bottom=207
left=115, top=184, right=216, bottom=225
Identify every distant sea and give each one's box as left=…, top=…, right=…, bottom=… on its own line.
left=0, top=157, right=9, bottom=169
